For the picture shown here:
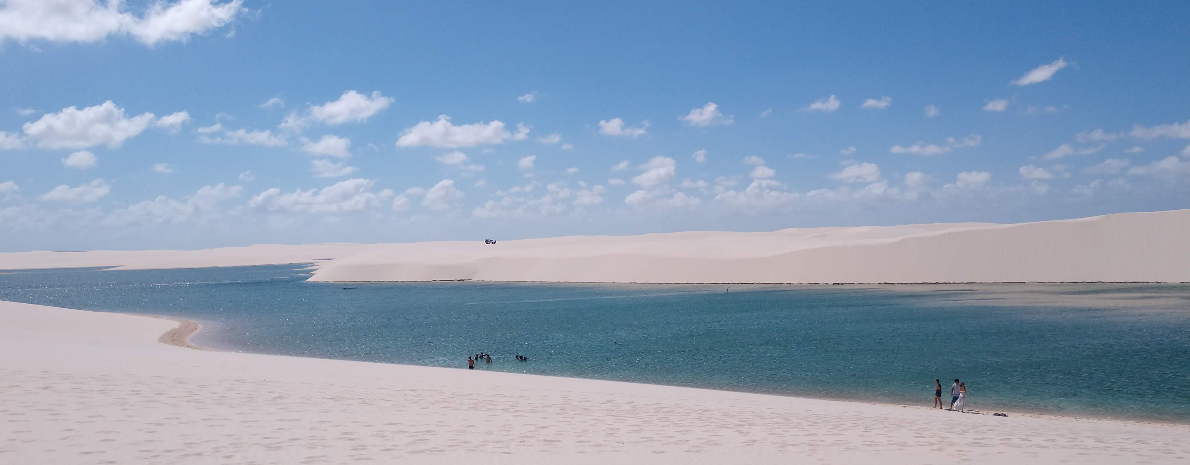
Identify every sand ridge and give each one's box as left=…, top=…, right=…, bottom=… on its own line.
left=1, top=300, right=1189, bottom=464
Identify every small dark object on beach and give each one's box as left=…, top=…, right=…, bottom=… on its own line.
left=993, top=413, right=1007, bottom=417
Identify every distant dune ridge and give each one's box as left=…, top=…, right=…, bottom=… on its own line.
left=2, top=209, right=1188, bottom=283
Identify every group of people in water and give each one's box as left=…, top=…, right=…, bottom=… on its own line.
left=466, top=352, right=529, bottom=369
left=934, top=378, right=968, bottom=412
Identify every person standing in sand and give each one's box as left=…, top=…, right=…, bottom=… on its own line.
left=954, top=382, right=967, bottom=412
left=934, top=379, right=943, bottom=409
left=950, top=379, right=960, bottom=409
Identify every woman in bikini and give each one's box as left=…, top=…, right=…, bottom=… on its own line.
left=933, top=379, right=943, bottom=409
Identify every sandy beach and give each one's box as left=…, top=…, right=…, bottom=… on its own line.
left=2, top=209, right=1188, bottom=284
left=1, top=299, right=1187, bottom=464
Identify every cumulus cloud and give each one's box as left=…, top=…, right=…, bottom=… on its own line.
left=61, top=150, right=97, bottom=169
left=680, top=178, right=709, bottom=189
left=259, top=97, right=284, bottom=109
left=152, top=163, right=175, bottom=174
left=924, top=105, right=940, bottom=118
left=631, top=156, right=676, bottom=188
left=904, top=172, right=932, bottom=189
left=422, top=179, right=463, bottom=211
left=0, top=0, right=246, bottom=46
left=611, top=160, right=630, bottom=171
left=1012, top=57, right=1069, bottom=86
left=1041, top=143, right=1104, bottom=160
left=830, top=162, right=881, bottom=183
left=308, top=90, right=393, bottom=126
left=598, top=118, right=648, bottom=138
left=301, top=135, right=352, bottom=158
left=982, top=99, right=1009, bottom=112
left=839, top=146, right=856, bottom=155
left=310, top=159, right=357, bottom=178
left=0, top=181, right=19, bottom=195
left=536, top=132, right=562, bottom=144
left=1127, top=156, right=1190, bottom=178
left=1019, top=165, right=1054, bottom=180
left=1123, top=146, right=1145, bottom=153
left=573, top=185, right=605, bottom=206
left=155, top=111, right=190, bottom=132
left=238, top=170, right=255, bottom=181
left=249, top=178, right=392, bottom=214
left=106, top=183, right=242, bottom=225
left=518, top=155, right=536, bottom=171
left=608, top=178, right=625, bottom=185
left=679, top=102, right=734, bottom=127
left=434, top=151, right=484, bottom=175
left=742, top=156, right=765, bottom=166
left=861, top=96, right=892, bottom=109
left=391, top=195, right=411, bottom=212
left=759, top=108, right=773, bottom=118
left=40, top=179, right=110, bottom=203
left=22, top=101, right=168, bottom=149
left=691, top=149, right=707, bottom=163
left=952, top=171, right=991, bottom=189
left=517, top=91, right=538, bottom=104
left=397, top=115, right=528, bottom=148
left=804, top=95, right=840, bottom=112
left=1129, top=119, right=1190, bottom=140
left=750, top=165, right=776, bottom=179
left=1083, top=158, right=1130, bottom=175
left=0, top=131, right=24, bottom=150
left=890, top=135, right=981, bottom=156
left=714, top=179, right=796, bottom=208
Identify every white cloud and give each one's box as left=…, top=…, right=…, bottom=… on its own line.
left=238, top=170, right=255, bottom=181
left=890, top=135, right=981, bottom=156
left=1012, top=57, right=1069, bottom=86
left=0, top=181, right=19, bottom=195
left=714, top=179, right=796, bottom=208
left=0, top=131, right=24, bottom=150
left=422, top=179, right=462, bottom=211
left=404, top=187, right=426, bottom=196
left=61, top=150, right=97, bottom=169
left=788, top=152, right=816, bottom=160
left=22, top=101, right=159, bottom=149
left=40, top=179, right=109, bottom=203
left=152, top=163, right=175, bottom=174
left=861, top=96, right=892, bottom=109
left=106, top=183, right=242, bottom=225
left=199, top=127, right=287, bottom=147
left=249, top=178, right=392, bottom=214
left=953, top=171, right=991, bottom=188
left=517, top=91, right=538, bottom=104
left=679, top=102, right=734, bottom=127
left=196, top=122, right=222, bottom=134
left=607, top=178, right=625, bottom=185
left=536, top=132, right=562, bottom=144
left=560, top=143, right=573, bottom=150
left=904, top=172, right=932, bottom=189
left=924, top=105, right=940, bottom=118
left=982, top=99, right=1009, bottom=112
left=624, top=190, right=701, bottom=208
left=804, top=95, right=840, bottom=112
left=1127, top=156, right=1190, bottom=178
left=1041, top=143, right=1104, bottom=160
left=598, top=118, right=648, bottom=138
left=631, top=156, right=676, bottom=188
left=759, top=108, right=773, bottom=118
left=155, top=111, right=190, bottom=132
left=750, top=165, right=776, bottom=179
left=0, top=0, right=246, bottom=46
left=391, top=195, right=411, bottom=211
left=1130, top=119, right=1190, bottom=140
left=518, top=155, right=536, bottom=171
left=15, top=108, right=35, bottom=116
left=1124, top=146, right=1145, bottom=153
left=680, top=178, right=709, bottom=189
left=566, top=167, right=579, bottom=175
left=829, top=162, right=881, bottom=183
left=839, top=146, right=856, bottom=155
left=1024, top=105, right=1062, bottom=115
left=308, top=90, right=393, bottom=126
left=611, top=160, right=630, bottom=171
left=574, top=185, right=605, bottom=206
left=1083, top=158, right=1130, bottom=175
left=1019, top=165, right=1054, bottom=180
left=301, top=135, right=351, bottom=158
left=397, top=115, right=528, bottom=148
left=691, top=149, right=707, bottom=163
left=259, top=97, right=284, bottom=109
left=435, top=150, right=470, bottom=165
left=1076, top=129, right=1123, bottom=142
left=310, top=159, right=357, bottom=178
left=742, top=155, right=766, bottom=166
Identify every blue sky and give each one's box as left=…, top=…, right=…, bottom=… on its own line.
left=2, top=1, right=1189, bottom=251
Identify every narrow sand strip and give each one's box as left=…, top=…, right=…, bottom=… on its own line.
left=1, top=300, right=1187, bottom=464
left=155, top=317, right=201, bottom=349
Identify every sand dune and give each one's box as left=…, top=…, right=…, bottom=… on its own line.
left=2, top=209, right=1188, bottom=283
left=1, top=300, right=1187, bottom=464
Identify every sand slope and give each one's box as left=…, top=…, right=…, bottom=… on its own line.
left=2, top=300, right=1188, bottom=464
left=2, top=209, right=1188, bottom=283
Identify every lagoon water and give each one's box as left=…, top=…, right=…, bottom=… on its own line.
left=1, top=264, right=1187, bottom=422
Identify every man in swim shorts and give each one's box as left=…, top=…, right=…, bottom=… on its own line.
left=950, top=379, right=960, bottom=409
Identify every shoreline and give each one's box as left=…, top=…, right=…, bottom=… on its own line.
left=3, top=299, right=1187, bottom=463
left=151, top=309, right=1183, bottom=428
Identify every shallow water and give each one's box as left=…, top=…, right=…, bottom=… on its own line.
left=1, top=265, right=1187, bottom=422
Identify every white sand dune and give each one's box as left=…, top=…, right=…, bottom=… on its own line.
left=4, top=209, right=1188, bottom=283
left=2, top=300, right=1187, bottom=464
